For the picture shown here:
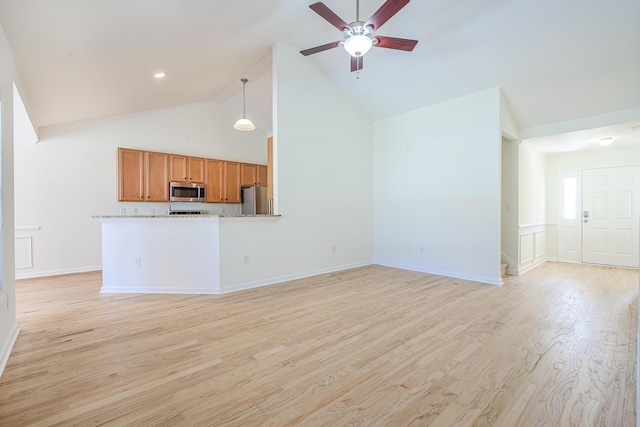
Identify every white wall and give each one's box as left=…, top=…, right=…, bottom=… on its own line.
left=0, top=22, right=19, bottom=376
left=517, top=143, right=548, bottom=272
left=217, top=42, right=374, bottom=292
left=501, top=138, right=519, bottom=271
left=373, top=87, right=502, bottom=285
left=14, top=100, right=267, bottom=278
left=519, top=143, right=546, bottom=225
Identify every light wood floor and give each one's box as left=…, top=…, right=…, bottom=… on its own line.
left=0, top=262, right=636, bottom=426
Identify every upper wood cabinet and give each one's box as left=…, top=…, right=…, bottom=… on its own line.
left=118, top=147, right=266, bottom=204
left=118, top=148, right=145, bottom=201
left=205, top=159, right=224, bottom=203
left=118, top=148, right=168, bottom=202
left=241, top=163, right=257, bottom=187
left=241, top=163, right=268, bottom=187
left=144, top=151, right=169, bottom=202
left=257, top=165, right=267, bottom=187
left=224, top=161, right=241, bottom=203
left=188, top=157, right=205, bottom=183
left=169, top=155, right=204, bottom=183
left=267, top=136, right=273, bottom=200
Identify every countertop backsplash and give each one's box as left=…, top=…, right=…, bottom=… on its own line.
left=115, top=202, right=242, bottom=216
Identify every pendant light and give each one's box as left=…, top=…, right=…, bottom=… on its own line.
left=233, top=78, right=255, bottom=131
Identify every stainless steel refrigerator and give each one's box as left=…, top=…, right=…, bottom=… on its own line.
left=241, top=186, right=268, bottom=215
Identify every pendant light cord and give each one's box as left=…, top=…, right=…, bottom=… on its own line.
left=241, top=78, right=248, bottom=118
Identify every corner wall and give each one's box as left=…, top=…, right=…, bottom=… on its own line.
left=0, top=22, right=19, bottom=376
left=373, top=87, right=502, bottom=285
left=217, top=42, right=374, bottom=292
left=517, top=143, right=548, bottom=273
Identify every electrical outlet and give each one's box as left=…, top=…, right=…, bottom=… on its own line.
left=243, top=255, right=249, bottom=264
left=332, top=245, right=336, bottom=253
left=120, top=207, right=126, bottom=215
left=135, top=257, right=142, bottom=267
left=420, top=246, right=424, bottom=254
left=133, top=208, right=138, bottom=215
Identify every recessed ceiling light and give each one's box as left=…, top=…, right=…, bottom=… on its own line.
left=598, top=137, right=614, bottom=146
left=153, top=72, right=166, bottom=79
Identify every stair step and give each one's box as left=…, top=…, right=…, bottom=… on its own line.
left=501, top=263, right=508, bottom=276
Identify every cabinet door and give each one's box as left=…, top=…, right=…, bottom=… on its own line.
left=241, top=163, right=257, bottom=186
left=169, top=155, right=188, bottom=182
left=224, top=161, right=241, bottom=203
left=145, top=152, right=169, bottom=202
left=118, top=148, right=144, bottom=201
left=188, top=157, right=205, bottom=183
left=205, top=159, right=224, bottom=203
left=257, top=165, right=267, bottom=187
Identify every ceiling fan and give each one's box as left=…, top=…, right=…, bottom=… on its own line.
left=300, top=0, right=418, bottom=72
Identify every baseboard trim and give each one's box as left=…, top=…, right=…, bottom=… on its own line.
left=372, top=261, right=502, bottom=286
left=517, top=258, right=547, bottom=275
left=101, top=286, right=220, bottom=295
left=220, top=261, right=373, bottom=294
left=16, top=266, right=102, bottom=280
left=0, top=325, right=20, bottom=378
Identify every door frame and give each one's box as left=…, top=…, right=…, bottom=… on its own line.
left=557, top=162, right=640, bottom=266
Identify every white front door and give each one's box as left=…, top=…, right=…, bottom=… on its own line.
left=582, top=165, right=640, bottom=268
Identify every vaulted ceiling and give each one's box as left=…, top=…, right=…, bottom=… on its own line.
left=1, top=0, right=639, bottom=137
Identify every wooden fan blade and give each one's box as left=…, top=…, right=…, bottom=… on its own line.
left=309, top=2, right=349, bottom=31
left=350, top=56, right=363, bottom=72
left=374, top=35, right=418, bottom=51
left=300, top=41, right=341, bottom=56
left=365, top=0, right=410, bottom=30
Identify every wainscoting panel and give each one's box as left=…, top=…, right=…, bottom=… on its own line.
left=15, top=236, right=33, bottom=269
left=518, top=224, right=548, bottom=274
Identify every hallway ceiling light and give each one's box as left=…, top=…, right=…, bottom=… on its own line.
left=233, top=78, right=255, bottom=131
left=598, top=137, right=614, bottom=146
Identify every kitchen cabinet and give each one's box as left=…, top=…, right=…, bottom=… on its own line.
left=144, top=151, right=169, bottom=201
left=241, top=163, right=268, bottom=187
left=257, top=165, right=267, bottom=186
left=118, top=146, right=265, bottom=204
left=224, top=161, right=241, bottom=203
left=206, top=160, right=242, bottom=204
left=205, top=159, right=224, bottom=203
left=241, top=163, right=257, bottom=186
left=117, top=148, right=168, bottom=202
left=118, top=148, right=144, bottom=201
left=267, top=136, right=273, bottom=200
left=169, top=155, right=205, bottom=183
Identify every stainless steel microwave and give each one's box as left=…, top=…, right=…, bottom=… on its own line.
left=169, top=181, right=206, bottom=202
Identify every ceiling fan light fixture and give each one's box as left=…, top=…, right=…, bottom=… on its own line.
left=344, top=33, right=373, bottom=57
left=233, top=77, right=255, bottom=131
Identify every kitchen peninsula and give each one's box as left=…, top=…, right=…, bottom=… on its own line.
left=95, top=214, right=280, bottom=294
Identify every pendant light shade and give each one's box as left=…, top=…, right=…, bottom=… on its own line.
left=234, top=78, right=255, bottom=131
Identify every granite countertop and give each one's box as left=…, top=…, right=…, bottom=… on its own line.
left=93, top=214, right=281, bottom=218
